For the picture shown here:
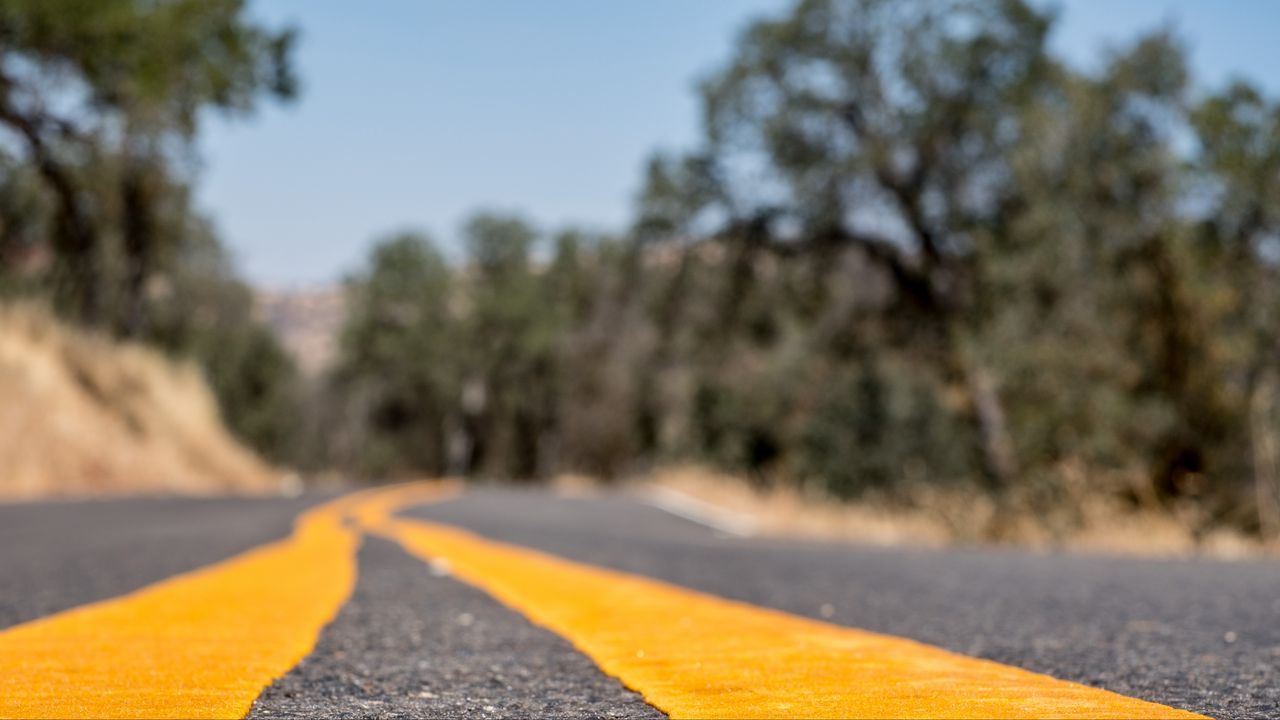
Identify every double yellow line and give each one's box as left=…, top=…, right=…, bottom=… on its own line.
left=0, top=485, right=429, bottom=719
left=0, top=483, right=1205, bottom=719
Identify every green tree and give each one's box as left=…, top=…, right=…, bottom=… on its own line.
left=1190, top=80, right=1280, bottom=534
left=333, top=232, right=458, bottom=477
left=0, top=0, right=295, bottom=326
left=145, top=216, right=301, bottom=463
left=643, top=0, right=1058, bottom=490
left=459, top=213, right=557, bottom=478
left=0, top=150, right=50, bottom=293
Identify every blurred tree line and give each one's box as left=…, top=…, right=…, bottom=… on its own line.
left=3, top=0, right=1279, bottom=540
left=0, top=0, right=302, bottom=461
left=326, top=0, right=1280, bottom=539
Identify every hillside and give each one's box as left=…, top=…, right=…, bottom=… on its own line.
left=254, top=287, right=346, bottom=376
left=0, top=304, right=283, bottom=500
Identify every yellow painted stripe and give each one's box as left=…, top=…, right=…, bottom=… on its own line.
left=0, top=483, right=451, bottom=720
left=374, top=517, right=1207, bottom=720
left=347, top=478, right=461, bottom=528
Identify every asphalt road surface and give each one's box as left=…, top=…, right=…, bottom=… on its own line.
left=2, top=486, right=1277, bottom=719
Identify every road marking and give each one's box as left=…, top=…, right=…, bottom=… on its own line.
left=642, top=484, right=757, bottom=537
left=373, top=516, right=1206, bottom=720
left=0, top=483, right=452, bottom=720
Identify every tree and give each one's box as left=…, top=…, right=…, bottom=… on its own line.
left=639, top=0, right=1058, bottom=490
left=299, top=0, right=1280, bottom=542
left=1191, top=80, right=1280, bottom=533
left=0, top=0, right=295, bottom=326
left=145, top=215, right=302, bottom=463
left=333, top=232, right=458, bottom=477
left=459, top=213, right=557, bottom=478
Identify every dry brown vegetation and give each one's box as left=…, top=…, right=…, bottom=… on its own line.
left=0, top=303, right=283, bottom=500
left=639, top=465, right=1277, bottom=559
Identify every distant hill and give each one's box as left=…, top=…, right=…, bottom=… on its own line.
left=253, top=287, right=347, bottom=376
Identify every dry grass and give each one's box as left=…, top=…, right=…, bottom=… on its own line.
left=638, top=464, right=1278, bottom=559
left=636, top=465, right=953, bottom=547
left=0, top=303, right=283, bottom=500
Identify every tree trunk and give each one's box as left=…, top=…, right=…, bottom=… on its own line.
left=51, top=212, right=101, bottom=325
left=965, top=357, right=1019, bottom=491
left=459, top=377, right=488, bottom=475
left=119, top=160, right=155, bottom=338
left=1249, top=372, right=1280, bottom=540
left=0, top=94, right=101, bottom=325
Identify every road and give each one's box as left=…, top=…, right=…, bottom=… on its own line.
left=0, top=484, right=1276, bottom=719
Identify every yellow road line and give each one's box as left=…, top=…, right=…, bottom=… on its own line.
left=0, top=483, right=451, bottom=720
left=374, top=517, right=1207, bottom=720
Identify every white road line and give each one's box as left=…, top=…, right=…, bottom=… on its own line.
left=640, top=484, right=757, bottom=537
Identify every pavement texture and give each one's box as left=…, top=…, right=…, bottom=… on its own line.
left=406, top=486, right=1280, bottom=720
left=0, top=494, right=328, bottom=630
left=250, top=537, right=660, bottom=719
left=2, top=487, right=1278, bottom=718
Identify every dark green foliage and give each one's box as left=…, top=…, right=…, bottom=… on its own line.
left=801, top=364, right=892, bottom=499
left=691, top=378, right=786, bottom=474
left=329, top=216, right=648, bottom=482
left=145, top=226, right=302, bottom=463
left=200, top=323, right=300, bottom=462
left=331, top=233, right=457, bottom=477
left=460, top=214, right=559, bottom=478
left=799, top=361, right=971, bottom=499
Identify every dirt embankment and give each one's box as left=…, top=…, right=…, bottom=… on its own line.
left=0, top=304, right=282, bottom=500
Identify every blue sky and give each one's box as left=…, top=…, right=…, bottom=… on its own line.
left=197, top=1, right=1280, bottom=288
